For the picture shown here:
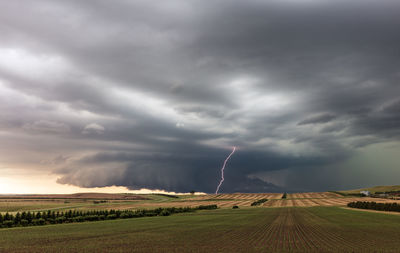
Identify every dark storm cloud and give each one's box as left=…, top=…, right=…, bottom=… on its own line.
left=1, top=0, right=400, bottom=192
left=297, top=114, right=336, bottom=126
left=55, top=147, right=333, bottom=193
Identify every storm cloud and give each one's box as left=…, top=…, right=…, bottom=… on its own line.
left=1, top=0, right=400, bottom=193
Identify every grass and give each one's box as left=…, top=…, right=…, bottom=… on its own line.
left=0, top=200, right=88, bottom=213
left=2, top=207, right=400, bottom=252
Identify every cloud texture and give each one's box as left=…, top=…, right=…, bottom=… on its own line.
left=1, top=0, right=400, bottom=193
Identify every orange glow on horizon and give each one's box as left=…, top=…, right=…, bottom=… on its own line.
left=0, top=174, right=203, bottom=195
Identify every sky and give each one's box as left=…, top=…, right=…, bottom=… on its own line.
left=1, top=0, right=400, bottom=194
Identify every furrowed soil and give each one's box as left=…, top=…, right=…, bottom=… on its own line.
left=2, top=192, right=400, bottom=213
left=1, top=207, right=400, bottom=252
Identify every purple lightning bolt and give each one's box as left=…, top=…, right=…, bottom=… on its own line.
left=215, top=146, right=236, bottom=194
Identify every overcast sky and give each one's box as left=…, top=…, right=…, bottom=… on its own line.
left=1, top=0, right=400, bottom=193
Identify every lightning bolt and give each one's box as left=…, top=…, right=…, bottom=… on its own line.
left=215, top=146, right=236, bottom=194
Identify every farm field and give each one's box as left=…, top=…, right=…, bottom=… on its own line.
left=2, top=192, right=400, bottom=213
left=339, top=185, right=400, bottom=194
left=287, top=192, right=342, bottom=199
left=1, top=206, right=400, bottom=252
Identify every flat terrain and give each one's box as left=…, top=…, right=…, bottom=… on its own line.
left=2, top=192, right=400, bottom=213
left=1, top=206, right=400, bottom=252
left=0, top=193, right=148, bottom=200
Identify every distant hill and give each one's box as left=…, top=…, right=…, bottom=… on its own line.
left=0, top=193, right=149, bottom=200
left=339, top=185, right=400, bottom=194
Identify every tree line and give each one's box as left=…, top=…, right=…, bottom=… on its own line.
left=0, top=205, right=218, bottom=229
left=375, top=190, right=400, bottom=195
left=347, top=201, right=400, bottom=212
left=251, top=199, right=268, bottom=206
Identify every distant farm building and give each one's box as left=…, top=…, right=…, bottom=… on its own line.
left=360, top=191, right=370, bottom=196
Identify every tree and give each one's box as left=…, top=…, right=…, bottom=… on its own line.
left=160, top=210, right=171, bottom=216
left=20, top=219, right=29, bottom=226
left=26, top=212, right=33, bottom=223
left=190, top=190, right=195, bottom=195
left=15, top=212, right=21, bottom=224
left=3, top=220, right=13, bottom=228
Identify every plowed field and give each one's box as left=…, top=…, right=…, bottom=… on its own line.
left=2, top=207, right=400, bottom=252
left=3, top=192, right=400, bottom=212
left=287, top=192, right=342, bottom=199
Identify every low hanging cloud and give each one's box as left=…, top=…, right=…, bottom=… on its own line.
left=1, top=0, right=400, bottom=193
left=22, top=120, right=71, bottom=134
left=82, top=123, right=105, bottom=135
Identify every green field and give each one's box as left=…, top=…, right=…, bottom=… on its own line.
left=1, top=206, right=400, bottom=252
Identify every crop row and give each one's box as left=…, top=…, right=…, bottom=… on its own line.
left=212, top=207, right=377, bottom=251
left=287, top=192, right=342, bottom=199
left=191, top=193, right=283, bottom=200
